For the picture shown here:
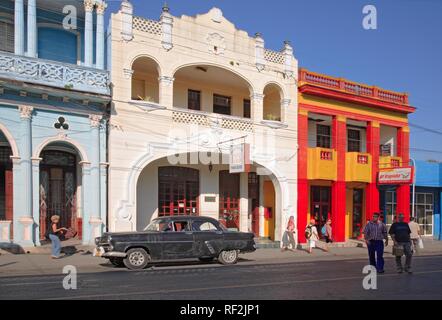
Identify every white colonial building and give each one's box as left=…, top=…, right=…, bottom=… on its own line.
left=107, top=2, right=298, bottom=243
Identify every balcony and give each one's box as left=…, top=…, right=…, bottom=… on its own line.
left=379, top=156, right=403, bottom=169
left=172, top=108, right=254, bottom=132
left=0, top=51, right=110, bottom=96
left=346, top=152, right=372, bottom=183
left=307, top=148, right=337, bottom=181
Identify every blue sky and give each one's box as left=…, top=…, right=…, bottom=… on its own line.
left=106, top=0, right=442, bottom=161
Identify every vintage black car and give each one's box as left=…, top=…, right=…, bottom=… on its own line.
left=93, top=216, right=256, bottom=270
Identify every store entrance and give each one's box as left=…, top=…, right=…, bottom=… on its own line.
left=311, top=186, right=331, bottom=237
left=352, top=189, right=364, bottom=239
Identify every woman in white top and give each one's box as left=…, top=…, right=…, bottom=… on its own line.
left=307, top=219, right=329, bottom=254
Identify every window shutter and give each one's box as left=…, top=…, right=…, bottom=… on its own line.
left=0, top=21, right=14, bottom=53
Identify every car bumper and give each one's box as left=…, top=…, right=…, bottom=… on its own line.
left=93, top=246, right=127, bottom=258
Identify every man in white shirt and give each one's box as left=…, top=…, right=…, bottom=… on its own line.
left=409, top=217, right=422, bottom=254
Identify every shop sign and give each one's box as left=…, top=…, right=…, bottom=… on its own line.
left=229, top=143, right=251, bottom=174
left=378, top=167, right=414, bottom=185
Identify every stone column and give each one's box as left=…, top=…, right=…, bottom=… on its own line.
left=26, top=0, right=37, bottom=58
left=80, top=161, right=91, bottom=244
left=281, top=98, right=291, bottom=124
left=251, top=93, right=264, bottom=123
left=120, top=0, right=133, bottom=41
left=14, top=0, right=25, bottom=55
left=31, top=157, right=41, bottom=245
left=282, top=40, right=295, bottom=78
left=95, top=0, right=107, bottom=69
left=258, top=175, right=265, bottom=237
left=239, top=172, right=249, bottom=233
left=88, top=114, right=103, bottom=243
left=158, top=76, right=175, bottom=108
left=160, top=4, right=173, bottom=51
left=84, top=0, right=95, bottom=67
left=255, top=33, right=265, bottom=72
left=18, top=106, right=34, bottom=246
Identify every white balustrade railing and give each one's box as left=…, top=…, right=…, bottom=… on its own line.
left=0, top=51, right=110, bottom=95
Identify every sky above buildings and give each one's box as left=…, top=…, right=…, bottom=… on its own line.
left=106, top=0, right=442, bottom=161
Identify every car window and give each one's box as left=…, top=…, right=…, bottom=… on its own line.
left=173, top=221, right=191, bottom=232
left=144, top=220, right=170, bottom=232
left=192, top=221, right=219, bottom=232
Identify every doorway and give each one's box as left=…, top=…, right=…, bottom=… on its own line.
left=219, top=170, right=240, bottom=229
left=39, top=150, right=78, bottom=241
left=352, top=189, right=364, bottom=239
left=248, top=172, right=260, bottom=235
left=311, top=186, right=331, bottom=237
left=0, top=146, right=13, bottom=236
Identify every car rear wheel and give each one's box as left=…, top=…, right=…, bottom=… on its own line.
left=218, top=250, right=239, bottom=265
left=109, top=257, right=124, bottom=267
left=124, top=248, right=150, bottom=270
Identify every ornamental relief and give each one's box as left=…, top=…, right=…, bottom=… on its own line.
left=206, top=33, right=226, bottom=55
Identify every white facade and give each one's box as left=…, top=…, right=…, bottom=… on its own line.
left=107, top=3, right=298, bottom=242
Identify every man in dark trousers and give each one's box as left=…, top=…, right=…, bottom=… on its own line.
left=363, top=213, right=388, bottom=274
left=389, top=213, right=413, bottom=274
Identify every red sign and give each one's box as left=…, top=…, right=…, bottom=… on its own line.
left=378, top=167, right=414, bottom=185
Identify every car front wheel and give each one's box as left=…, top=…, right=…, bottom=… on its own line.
left=218, top=250, right=239, bottom=265
left=124, top=248, right=150, bottom=270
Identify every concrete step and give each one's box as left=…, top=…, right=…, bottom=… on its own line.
left=254, top=238, right=281, bottom=249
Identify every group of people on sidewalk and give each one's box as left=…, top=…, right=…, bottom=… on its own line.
left=364, top=213, right=422, bottom=274
left=281, top=213, right=423, bottom=274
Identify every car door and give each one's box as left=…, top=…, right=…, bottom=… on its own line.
left=162, top=220, right=195, bottom=259
left=192, top=220, right=224, bottom=257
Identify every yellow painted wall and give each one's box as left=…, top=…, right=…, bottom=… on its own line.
left=264, top=181, right=276, bottom=240
left=346, top=188, right=353, bottom=240
left=345, top=153, right=372, bottom=183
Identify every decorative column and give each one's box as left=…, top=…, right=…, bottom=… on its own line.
left=158, top=76, right=174, bottom=108
left=282, top=40, right=295, bottom=78
left=31, top=157, right=41, bottom=245
left=297, top=108, right=309, bottom=243
left=14, top=0, right=25, bottom=55
left=280, top=98, right=291, bottom=124
left=331, top=115, right=347, bottom=242
left=88, top=114, right=103, bottom=243
left=251, top=93, right=264, bottom=123
left=366, top=121, right=380, bottom=221
left=258, top=175, right=265, bottom=237
left=84, top=0, right=95, bottom=67
left=160, top=4, right=173, bottom=51
left=239, top=173, right=249, bottom=233
left=120, top=0, right=133, bottom=41
left=396, top=126, right=411, bottom=221
left=26, top=0, right=37, bottom=58
left=18, top=106, right=34, bottom=246
left=255, top=33, right=265, bottom=72
left=80, top=161, right=91, bottom=244
left=95, top=0, right=107, bottom=69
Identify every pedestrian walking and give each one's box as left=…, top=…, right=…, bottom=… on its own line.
left=389, top=213, right=413, bottom=274
left=46, top=215, right=67, bottom=259
left=305, top=219, right=328, bottom=254
left=322, top=219, right=333, bottom=243
left=363, top=213, right=388, bottom=274
left=282, top=216, right=297, bottom=252
left=409, top=217, right=422, bottom=254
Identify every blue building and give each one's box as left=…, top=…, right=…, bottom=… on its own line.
left=0, top=0, right=110, bottom=246
left=413, top=160, right=442, bottom=240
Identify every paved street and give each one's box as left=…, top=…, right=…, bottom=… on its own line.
left=1, top=244, right=442, bottom=300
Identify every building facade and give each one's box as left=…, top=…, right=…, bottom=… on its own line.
left=413, top=160, right=442, bottom=240
left=297, top=69, right=416, bottom=243
left=107, top=2, right=298, bottom=243
left=0, top=0, right=110, bottom=246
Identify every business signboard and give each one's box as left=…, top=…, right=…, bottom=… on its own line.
left=229, top=143, right=251, bottom=174
left=378, top=167, right=414, bottom=185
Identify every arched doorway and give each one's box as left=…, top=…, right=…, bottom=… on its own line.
left=0, top=131, right=13, bottom=237
left=131, top=56, right=160, bottom=103
left=39, top=144, right=80, bottom=241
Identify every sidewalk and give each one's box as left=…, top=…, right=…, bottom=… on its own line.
left=1, top=239, right=441, bottom=278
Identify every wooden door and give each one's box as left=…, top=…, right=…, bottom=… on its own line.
left=219, top=170, right=240, bottom=229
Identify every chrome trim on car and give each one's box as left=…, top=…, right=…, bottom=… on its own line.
left=102, top=251, right=127, bottom=258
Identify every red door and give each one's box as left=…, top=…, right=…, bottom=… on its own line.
left=0, top=147, right=13, bottom=238
left=219, top=170, right=240, bottom=229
